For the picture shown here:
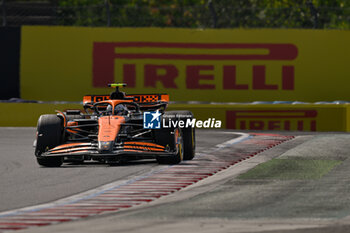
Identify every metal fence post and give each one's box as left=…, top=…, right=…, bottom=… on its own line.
left=1, top=0, right=6, bottom=27
left=207, top=0, right=217, bottom=28
left=105, top=0, right=111, bottom=27
left=307, top=1, right=318, bottom=29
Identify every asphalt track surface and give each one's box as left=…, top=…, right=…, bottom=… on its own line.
left=0, top=127, right=238, bottom=212
left=1, top=128, right=350, bottom=233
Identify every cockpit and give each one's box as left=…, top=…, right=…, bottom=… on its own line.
left=93, top=100, right=141, bottom=117
left=106, top=104, right=129, bottom=116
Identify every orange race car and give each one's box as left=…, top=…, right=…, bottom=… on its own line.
left=34, top=83, right=195, bottom=167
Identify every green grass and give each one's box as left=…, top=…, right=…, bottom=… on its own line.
left=239, top=158, right=342, bottom=180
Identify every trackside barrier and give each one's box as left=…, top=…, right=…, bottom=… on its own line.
left=0, top=103, right=81, bottom=127
left=0, top=27, right=20, bottom=100
left=0, top=103, right=349, bottom=132
left=167, top=104, right=350, bottom=132
left=20, top=26, right=350, bottom=102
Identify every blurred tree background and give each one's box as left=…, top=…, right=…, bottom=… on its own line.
left=2, top=0, right=350, bottom=28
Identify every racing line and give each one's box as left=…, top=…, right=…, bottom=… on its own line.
left=0, top=133, right=294, bottom=232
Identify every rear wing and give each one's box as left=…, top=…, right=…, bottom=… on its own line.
left=83, top=94, right=169, bottom=105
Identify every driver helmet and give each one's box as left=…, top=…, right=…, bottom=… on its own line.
left=106, top=104, right=113, bottom=114
left=114, top=104, right=127, bottom=115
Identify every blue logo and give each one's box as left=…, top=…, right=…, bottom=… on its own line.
left=143, top=110, right=161, bottom=129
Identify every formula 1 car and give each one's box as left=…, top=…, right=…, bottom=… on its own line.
left=34, top=83, right=195, bottom=167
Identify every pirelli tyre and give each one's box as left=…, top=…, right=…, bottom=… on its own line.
left=164, top=111, right=196, bottom=160
left=35, top=114, right=63, bottom=167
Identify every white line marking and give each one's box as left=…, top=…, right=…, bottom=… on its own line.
left=214, top=132, right=250, bottom=149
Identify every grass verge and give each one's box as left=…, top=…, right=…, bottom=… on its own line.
left=238, top=158, right=342, bottom=180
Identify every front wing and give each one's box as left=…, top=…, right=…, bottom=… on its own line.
left=39, top=142, right=177, bottom=158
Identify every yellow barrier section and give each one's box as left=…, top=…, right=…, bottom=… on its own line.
left=21, top=26, right=350, bottom=102
left=0, top=103, right=81, bottom=127
left=168, top=104, right=350, bottom=132
left=0, top=103, right=349, bottom=132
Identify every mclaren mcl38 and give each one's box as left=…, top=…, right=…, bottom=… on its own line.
left=34, top=84, right=195, bottom=167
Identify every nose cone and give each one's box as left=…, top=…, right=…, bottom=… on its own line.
left=98, top=141, right=113, bottom=153
left=98, top=116, right=125, bottom=143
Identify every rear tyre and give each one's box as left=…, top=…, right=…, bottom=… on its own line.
left=65, top=114, right=84, bottom=122
left=64, top=109, right=84, bottom=121
left=35, top=114, right=63, bottom=167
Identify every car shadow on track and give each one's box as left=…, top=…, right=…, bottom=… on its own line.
left=56, top=159, right=158, bottom=168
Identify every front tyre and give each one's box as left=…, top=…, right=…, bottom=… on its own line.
left=37, top=157, right=63, bottom=167
left=182, top=126, right=195, bottom=160
left=164, top=111, right=196, bottom=160
left=35, top=114, right=63, bottom=167
left=156, top=128, right=184, bottom=165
